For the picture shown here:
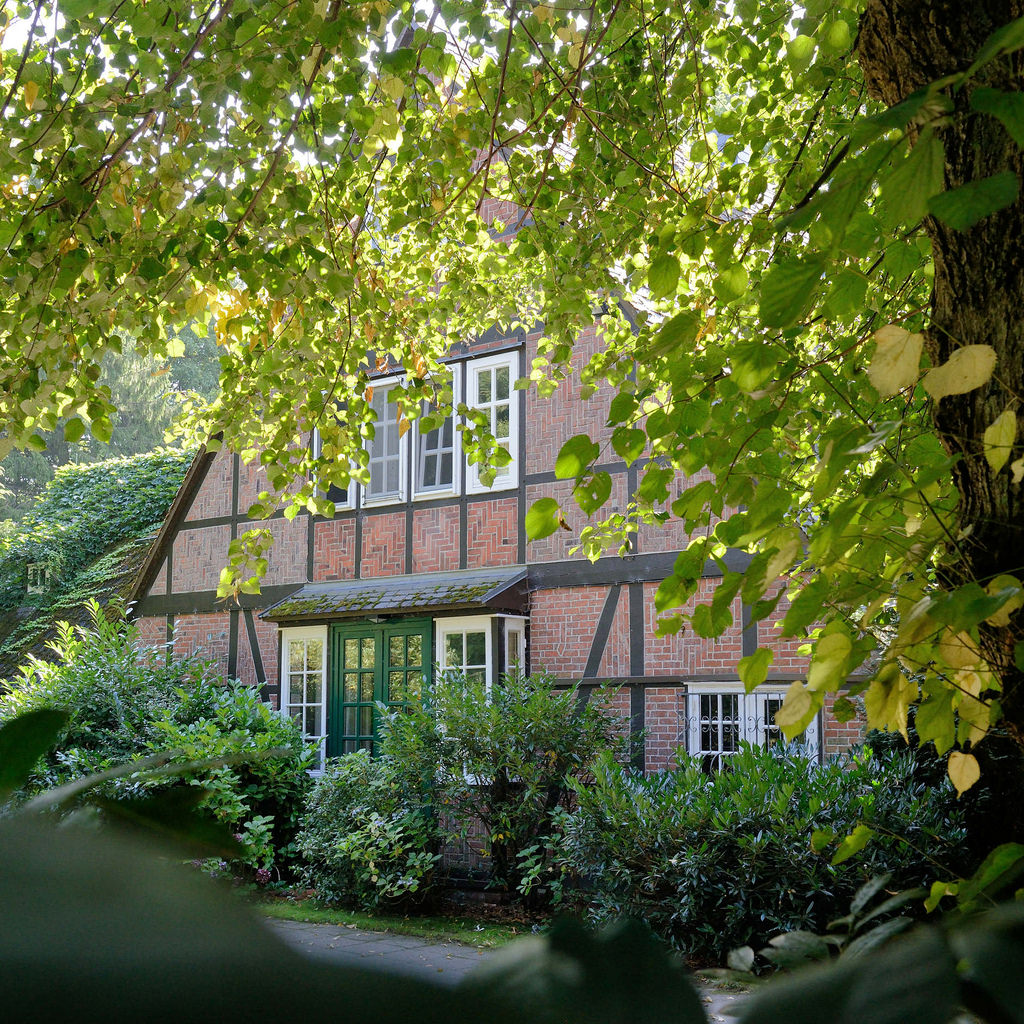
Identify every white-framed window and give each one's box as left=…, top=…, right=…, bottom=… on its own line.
left=364, top=378, right=407, bottom=504
left=436, top=615, right=493, bottom=689
left=503, top=615, right=527, bottom=678
left=683, top=683, right=819, bottom=772
left=281, top=626, right=328, bottom=770
left=465, top=352, right=519, bottom=494
left=414, top=366, right=461, bottom=498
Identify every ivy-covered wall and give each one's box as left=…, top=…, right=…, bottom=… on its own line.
left=0, top=449, right=193, bottom=676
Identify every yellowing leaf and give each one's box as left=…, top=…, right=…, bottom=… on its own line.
left=985, top=574, right=1024, bottom=627
left=567, top=43, right=582, bottom=68
left=806, top=631, right=852, bottom=691
left=923, top=345, right=997, bottom=400
left=948, top=751, right=981, bottom=797
left=23, top=80, right=38, bottom=109
left=867, top=325, right=923, bottom=397
left=765, top=528, right=802, bottom=582
left=398, top=416, right=410, bottom=438
left=534, top=4, right=553, bottom=24
left=774, top=681, right=816, bottom=739
left=1012, top=457, right=1024, bottom=483
left=937, top=629, right=980, bottom=670
left=864, top=663, right=917, bottom=738
left=983, top=408, right=1017, bottom=473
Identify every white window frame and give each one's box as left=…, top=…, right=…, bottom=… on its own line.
left=435, top=614, right=495, bottom=692
left=362, top=375, right=408, bottom=507
left=413, top=365, right=462, bottom=500
left=501, top=614, right=527, bottom=679
left=684, top=682, right=820, bottom=770
left=280, top=625, right=329, bottom=771
left=465, top=352, right=519, bottom=495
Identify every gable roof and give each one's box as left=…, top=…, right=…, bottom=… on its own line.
left=261, top=566, right=528, bottom=622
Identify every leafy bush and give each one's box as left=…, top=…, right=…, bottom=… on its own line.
left=555, top=744, right=971, bottom=961
left=296, top=749, right=442, bottom=909
left=384, top=672, right=626, bottom=896
left=0, top=604, right=315, bottom=877
left=149, top=678, right=317, bottom=876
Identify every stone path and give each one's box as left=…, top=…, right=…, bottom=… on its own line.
left=266, top=919, right=747, bottom=1019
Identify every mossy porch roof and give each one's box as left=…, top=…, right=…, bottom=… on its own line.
left=260, top=567, right=528, bottom=622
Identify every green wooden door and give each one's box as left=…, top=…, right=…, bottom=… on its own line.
left=328, top=619, right=431, bottom=756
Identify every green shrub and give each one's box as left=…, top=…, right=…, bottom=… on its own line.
left=0, top=603, right=316, bottom=878
left=555, top=744, right=971, bottom=961
left=149, top=678, right=317, bottom=876
left=296, top=749, right=442, bottom=909
left=383, top=672, right=626, bottom=896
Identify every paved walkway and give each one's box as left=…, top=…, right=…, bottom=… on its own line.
left=266, top=919, right=746, bottom=1019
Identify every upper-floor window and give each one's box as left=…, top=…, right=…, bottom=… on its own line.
left=365, top=380, right=405, bottom=504
left=466, top=352, right=519, bottom=494
left=414, top=365, right=461, bottom=497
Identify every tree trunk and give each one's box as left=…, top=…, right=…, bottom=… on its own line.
left=858, top=1, right=1024, bottom=842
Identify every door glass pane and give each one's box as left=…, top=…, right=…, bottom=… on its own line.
left=343, top=738, right=356, bottom=754
left=344, top=707, right=356, bottom=734
left=361, top=637, right=375, bottom=668
left=407, top=634, right=422, bottom=666
left=360, top=671, right=374, bottom=701
left=360, top=706, right=373, bottom=735
left=343, top=674, right=356, bottom=702
left=406, top=670, right=422, bottom=698
left=345, top=638, right=358, bottom=668
left=466, top=631, right=486, bottom=665
left=389, top=670, right=405, bottom=701
left=389, top=635, right=404, bottom=665
left=289, top=674, right=303, bottom=704
left=289, top=643, right=304, bottom=672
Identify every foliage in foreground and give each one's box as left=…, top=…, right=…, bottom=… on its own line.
left=553, top=744, right=971, bottom=960
left=0, top=605, right=315, bottom=876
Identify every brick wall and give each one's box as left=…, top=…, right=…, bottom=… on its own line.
left=235, top=614, right=280, bottom=703
left=171, top=525, right=232, bottom=593
left=529, top=585, right=609, bottom=677
left=170, top=612, right=231, bottom=675
left=313, top=519, right=356, bottom=581
left=645, top=687, right=686, bottom=773
left=822, top=691, right=867, bottom=756
left=148, top=558, right=167, bottom=596
left=467, top=497, right=517, bottom=567
left=360, top=512, right=406, bottom=577
left=184, top=450, right=232, bottom=521
left=259, top=517, right=308, bottom=586
left=135, top=614, right=168, bottom=650
left=410, top=506, right=460, bottom=573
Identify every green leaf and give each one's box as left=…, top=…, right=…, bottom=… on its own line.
left=63, top=417, right=86, bottom=443
left=928, top=171, right=1020, bottom=231
left=971, top=87, right=1024, bottom=147
left=915, top=685, right=956, bottom=755
left=956, top=842, right=1024, bottom=911
left=758, top=256, right=826, bottom=328
left=574, top=471, right=612, bottom=515
left=611, top=427, right=646, bottom=466
left=879, top=129, right=945, bottom=227
left=555, top=435, right=600, bottom=479
left=650, top=309, right=700, bottom=356
left=525, top=498, right=562, bottom=540
left=966, top=15, right=1024, bottom=79
left=738, top=647, right=773, bottom=692
left=137, top=256, right=167, bottom=281
left=648, top=253, right=680, bottom=300
left=0, top=709, right=69, bottom=801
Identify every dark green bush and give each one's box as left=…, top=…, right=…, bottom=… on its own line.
left=0, top=603, right=316, bottom=878
left=555, top=744, right=970, bottom=961
left=296, top=749, right=442, bottom=909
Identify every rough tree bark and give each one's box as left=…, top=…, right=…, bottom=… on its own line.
left=859, top=1, right=1024, bottom=843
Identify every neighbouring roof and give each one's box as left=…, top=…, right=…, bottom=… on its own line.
left=261, top=566, right=528, bottom=622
